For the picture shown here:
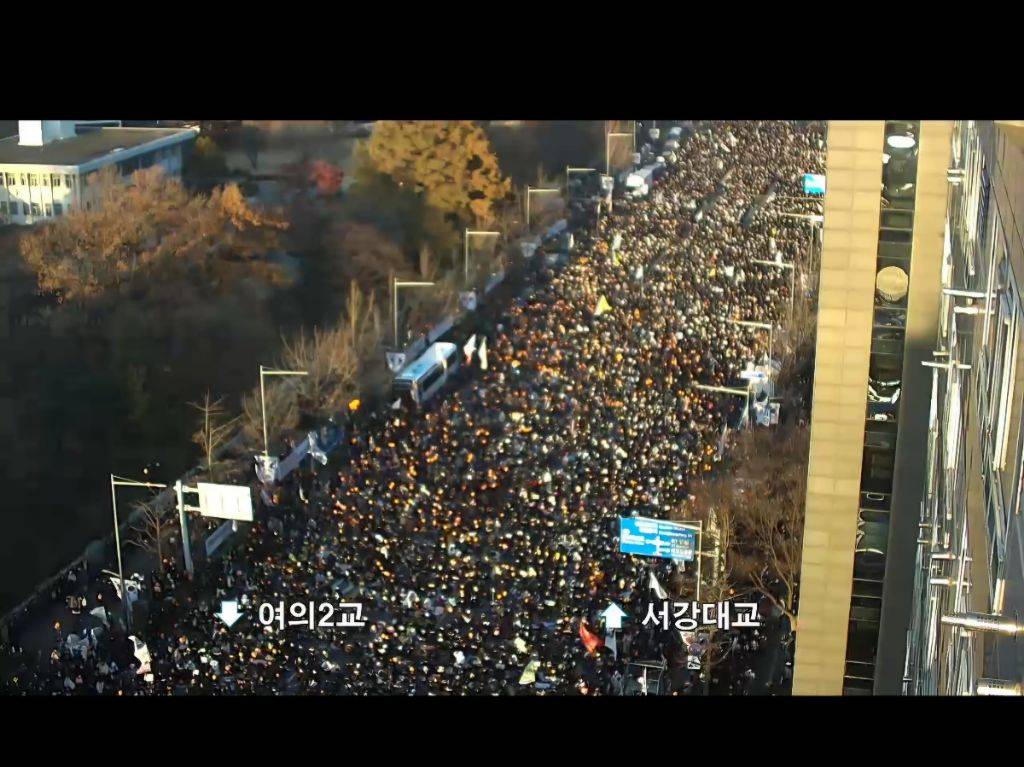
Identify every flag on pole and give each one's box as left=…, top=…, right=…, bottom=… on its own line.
left=129, top=635, right=151, bottom=675
left=594, top=296, right=612, bottom=317
left=478, top=337, right=488, bottom=370
left=255, top=455, right=279, bottom=485
left=579, top=620, right=604, bottom=655
left=649, top=571, right=669, bottom=600
left=307, top=433, right=328, bottom=465
left=108, top=573, right=140, bottom=605
left=519, top=658, right=541, bottom=685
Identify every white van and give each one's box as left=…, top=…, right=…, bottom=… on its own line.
left=392, top=342, right=460, bottom=406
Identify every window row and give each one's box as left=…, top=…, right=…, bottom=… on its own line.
left=0, top=200, right=64, bottom=216
left=0, top=172, right=76, bottom=188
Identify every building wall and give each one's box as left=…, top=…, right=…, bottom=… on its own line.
left=0, top=143, right=185, bottom=225
left=904, top=120, right=1024, bottom=695
left=793, top=121, right=885, bottom=695
left=873, top=121, right=952, bottom=693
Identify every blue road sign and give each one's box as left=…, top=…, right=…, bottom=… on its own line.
left=802, top=173, right=826, bottom=195
left=619, top=516, right=697, bottom=562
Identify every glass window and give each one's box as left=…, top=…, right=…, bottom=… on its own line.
left=19, top=174, right=26, bottom=186
left=0, top=201, right=6, bottom=214
left=65, top=174, right=73, bottom=187
left=30, top=202, right=40, bottom=216
left=44, top=203, right=52, bottom=216
left=5, top=173, right=13, bottom=185
left=22, top=203, right=29, bottom=215
left=42, top=174, right=49, bottom=186
left=420, top=366, right=444, bottom=393
left=53, top=202, right=62, bottom=216
left=28, top=174, right=37, bottom=186
left=51, top=174, right=60, bottom=187
left=0, top=174, right=4, bottom=186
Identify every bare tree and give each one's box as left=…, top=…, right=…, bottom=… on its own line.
left=189, top=391, right=241, bottom=482
left=728, top=425, right=808, bottom=631
left=241, top=377, right=300, bottom=452
left=126, top=500, right=174, bottom=573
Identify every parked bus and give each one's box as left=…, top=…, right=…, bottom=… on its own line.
left=391, top=342, right=460, bottom=406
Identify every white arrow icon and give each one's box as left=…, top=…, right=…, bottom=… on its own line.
left=601, top=602, right=628, bottom=630
left=216, top=599, right=243, bottom=628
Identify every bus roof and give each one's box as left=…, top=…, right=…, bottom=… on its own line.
left=394, top=342, right=458, bottom=381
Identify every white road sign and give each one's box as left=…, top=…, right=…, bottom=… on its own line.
left=197, top=482, right=254, bottom=522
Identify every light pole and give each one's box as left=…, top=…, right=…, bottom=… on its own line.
left=728, top=318, right=775, bottom=369
left=463, top=229, right=501, bottom=286
left=752, top=256, right=797, bottom=321
left=391, top=277, right=436, bottom=348
left=565, top=166, right=597, bottom=198
left=258, top=365, right=308, bottom=465
left=109, top=474, right=167, bottom=631
left=605, top=130, right=635, bottom=176
left=693, top=382, right=753, bottom=431
left=524, top=186, right=560, bottom=231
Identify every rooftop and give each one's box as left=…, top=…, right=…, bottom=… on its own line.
left=0, top=127, right=194, bottom=167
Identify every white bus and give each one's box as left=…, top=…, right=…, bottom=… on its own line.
left=391, top=342, right=460, bottom=406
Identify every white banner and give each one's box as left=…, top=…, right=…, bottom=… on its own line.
left=478, top=337, right=488, bottom=371
left=463, top=334, right=477, bottom=363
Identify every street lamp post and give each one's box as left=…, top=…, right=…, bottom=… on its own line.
left=693, top=382, right=754, bottom=431
left=391, top=277, right=436, bottom=348
left=258, top=365, right=308, bottom=465
left=565, top=166, right=597, bottom=197
left=109, top=474, right=167, bottom=631
left=605, top=130, right=635, bottom=176
left=752, top=256, right=797, bottom=321
left=524, top=186, right=560, bottom=231
left=463, top=229, right=501, bottom=286
left=728, top=318, right=775, bottom=370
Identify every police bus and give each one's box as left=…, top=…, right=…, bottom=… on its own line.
left=391, top=342, right=460, bottom=406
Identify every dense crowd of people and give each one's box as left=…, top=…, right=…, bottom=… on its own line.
left=1, top=120, right=824, bottom=695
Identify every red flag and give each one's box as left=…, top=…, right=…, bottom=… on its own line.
left=579, top=620, right=604, bottom=655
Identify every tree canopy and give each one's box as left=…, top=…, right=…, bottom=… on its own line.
left=363, top=121, right=511, bottom=226
left=19, top=166, right=289, bottom=303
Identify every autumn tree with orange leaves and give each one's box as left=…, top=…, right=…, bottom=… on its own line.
left=20, top=166, right=289, bottom=304
left=362, top=121, right=511, bottom=227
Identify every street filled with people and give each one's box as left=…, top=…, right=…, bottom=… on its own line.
left=1, top=120, right=825, bottom=695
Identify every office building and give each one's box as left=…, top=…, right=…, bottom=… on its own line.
left=0, top=120, right=197, bottom=225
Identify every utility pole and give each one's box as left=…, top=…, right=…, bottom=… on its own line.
left=258, top=365, right=308, bottom=466
left=464, top=229, right=501, bottom=286
left=109, top=474, right=167, bottom=630
left=391, top=278, right=436, bottom=348
left=524, top=186, right=560, bottom=231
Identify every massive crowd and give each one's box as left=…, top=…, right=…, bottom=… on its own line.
left=1, top=120, right=824, bottom=695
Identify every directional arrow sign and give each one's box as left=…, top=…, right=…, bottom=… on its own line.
left=619, top=516, right=697, bottom=562
left=601, top=602, right=628, bottom=630
left=216, top=599, right=243, bottom=628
